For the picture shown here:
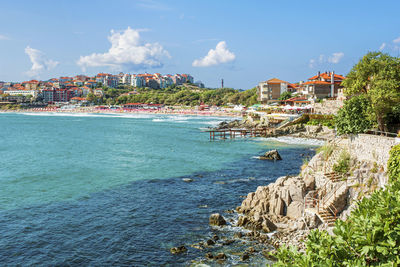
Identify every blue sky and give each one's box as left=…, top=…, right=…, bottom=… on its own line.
left=1, top=0, right=400, bottom=89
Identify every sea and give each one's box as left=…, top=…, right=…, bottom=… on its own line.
left=0, top=112, right=322, bottom=266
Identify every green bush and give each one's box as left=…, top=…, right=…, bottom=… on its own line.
left=333, top=150, right=350, bottom=174
left=304, top=114, right=336, bottom=129
left=316, top=144, right=334, bottom=161
left=388, top=144, right=400, bottom=182
left=335, top=95, right=373, bottom=135
left=273, top=181, right=400, bottom=266
left=272, top=143, right=400, bottom=266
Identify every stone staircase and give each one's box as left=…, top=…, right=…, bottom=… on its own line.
left=323, top=148, right=342, bottom=173
left=304, top=171, right=349, bottom=227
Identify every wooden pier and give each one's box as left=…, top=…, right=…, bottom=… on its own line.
left=207, top=128, right=275, bottom=140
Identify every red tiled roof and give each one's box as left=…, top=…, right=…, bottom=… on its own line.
left=265, top=78, right=289, bottom=84
left=308, top=72, right=345, bottom=81
left=303, top=80, right=331, bottom=85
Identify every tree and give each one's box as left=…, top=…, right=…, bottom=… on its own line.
left=86, top=93, right=96, bottom=102
left=342, top=52, right=400, bottom=131
left=335, top=95, right=373, bottom=135
left=278, top=91, right=292, bottom=100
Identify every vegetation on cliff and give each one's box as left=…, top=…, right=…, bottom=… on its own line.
left=89, top=85, right=258, bottom=107
left=335, top=95, right=373, bottom=135
left=341, top=52, right=400, bottom=132
left=272, top=144, right=400, bottom=266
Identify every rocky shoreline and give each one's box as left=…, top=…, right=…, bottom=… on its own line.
left=177, top=130, right=390, bottom=265
left=169, top=118, right=392, bottom=265
left=213, top=118, right=336, bottom=141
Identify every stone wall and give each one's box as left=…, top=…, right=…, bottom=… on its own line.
left=314, top=99, right=344, bottom=115
left=348, top=134, right=396, bottom=171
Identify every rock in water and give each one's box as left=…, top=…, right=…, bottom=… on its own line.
left=209, top=213, right=227, bottom=226
left=259, top=150, right=282, bottom=160
left=170, top=245, right=187, bottom=254
left=215, top=252, right=227, bottom=260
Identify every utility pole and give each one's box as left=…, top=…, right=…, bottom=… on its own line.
left=221, top=79, right=224, bottom=88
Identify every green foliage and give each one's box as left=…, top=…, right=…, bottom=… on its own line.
left=316, top=144, right=334, bottom=161
left=306, top=118, right=335, bottom=129
left=273, top=145, right=400, bottom=266
left=273, top=184, right=400, bottom=266
left=294, top=114, right=335, bottom=128
left=388, top=144, right=400, bottom=182
left=106, top=86, right=258, bottom=106
left=342, top=51, right=400, bottom=131
left=333, top=150, right=350, bottom=174
left=278, top=91, right=292, bottom=100
left=335, top=95, right=373, bottom=135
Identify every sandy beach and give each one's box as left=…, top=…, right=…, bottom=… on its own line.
left=0, top=106, right=243, bottom=117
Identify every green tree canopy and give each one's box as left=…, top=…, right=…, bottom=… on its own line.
left=342, top=52, right=400, bottom=131
left=335, top=95, right=373, bottom=135
left=278, top=91, right=292, bottom=100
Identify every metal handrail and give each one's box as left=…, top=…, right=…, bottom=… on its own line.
left=364, top=130, right=397, bottom=138
left=322, top=179, right=347, bottom=210
left=326, top=203, right=338, bottom=218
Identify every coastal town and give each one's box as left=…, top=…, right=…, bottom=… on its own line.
left=3, top=1, right=400, bottom=266
left=0, top=70, right=347, bottom=119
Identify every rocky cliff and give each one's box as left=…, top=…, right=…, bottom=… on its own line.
left=235, top=135, right=394, bottom=250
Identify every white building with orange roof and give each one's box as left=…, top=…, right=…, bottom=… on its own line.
left=257, top=78, right=289, bottom=103
left=85, top=79, right=97, bottom=88
left=302, top=71, right=345, bottom=99
left=23, top=80, right=40, bottom=90
left=131, top=75, right=144, bottom=88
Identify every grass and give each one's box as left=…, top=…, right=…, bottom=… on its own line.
left=316, top=144, right=334, bottom=161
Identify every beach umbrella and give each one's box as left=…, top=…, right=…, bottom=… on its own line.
left=283, top=104, right=293, bottom=110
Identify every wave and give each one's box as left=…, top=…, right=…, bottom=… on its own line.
left=21, top=112, right=155, bottom=119
left=259, top=136, right=325, bottom=146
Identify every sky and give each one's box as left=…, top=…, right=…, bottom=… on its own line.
left=1, top=0, right=400, bottom=89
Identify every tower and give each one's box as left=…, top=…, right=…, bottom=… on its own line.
left=221, top=79, right=224, bottom=88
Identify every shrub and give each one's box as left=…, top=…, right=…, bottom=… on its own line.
left=333, top=150, right=350, bottom=174
left=388, top=144, right=400, bottom=182
left=316, top=144, right=334, bottom=161
left=272, top=181, right=400, bottom=266
left=273, top=143, right=400, bottom=266
left=335, top=95, right=373, bottom=135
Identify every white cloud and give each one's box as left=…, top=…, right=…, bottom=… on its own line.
left=393, top=36, right=400, bottom=44
left=77, top=27, right=170, bottom=71
left=0, top=34, right=9, bottom=40
left=309, top=52, right=344, bottom=68
left=192, top=41, right=235, bottom=67
left=379, top=42, right=386, bottom=51
left=309, top=59, right=316, bottom=68
left=328, top=52, right=344, bottom=64
left=25, top=46, right=59, bottom=77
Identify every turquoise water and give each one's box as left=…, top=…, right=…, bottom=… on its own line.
left=0, top=112, right=319, bottom=265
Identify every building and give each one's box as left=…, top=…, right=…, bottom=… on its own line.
left=23, top=80, right=40, bottom=90
left=7, top=90, right=38, bottom=97
left=94, top=88, right=104, bottom=97
left=302, top=71, right=345, bottom=99
left=41, top=88, right=73, bottom=103
left=96, top=73, right=119, bottom=88
left=194, top=81, right=205, bottom=88
left=85, top=80, right=97, bottom=88
left=41, top=89, right=54, bottom=103
left=146, top=78, right=160, bottom=89
left=257, top=78, right=289, bottom=103
left=131, top=75, right=144, bottom=88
